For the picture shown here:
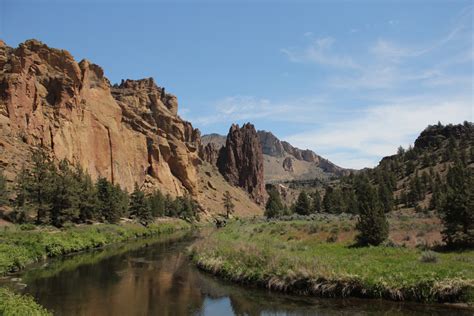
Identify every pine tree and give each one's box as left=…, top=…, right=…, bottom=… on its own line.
left=294, top=191, right=311, bottom=215
left=378, top=183, right=394, bottom=213
left=355, top=175, right=389, bottom=246
left=73, top=165, right=98, bottom=222
left=50, top=160, right=79, bottom=227
left=440, top=161, right=474, bottom=248
left=129, top=183, right=153, bottom=225
left=223, top=191, right=235, bottom=218
left=96, top=177, right=128, bottom=223
left=0, top=170, right=8, bottom=208
left=310, top=191, right=321, bottom=213
left=265, top=188, right=284, bottom=218
left=148, top=189, right=166, bottom=217
left=28, top=147, right=55, bottom=224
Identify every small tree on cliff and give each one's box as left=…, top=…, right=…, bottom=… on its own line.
left=355, top=175, right=389, bottom=246
left=129, top=183, right=153, bottom=226
left=223, top=191, right=235, bottom=219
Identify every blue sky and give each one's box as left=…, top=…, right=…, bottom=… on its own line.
left=1, top=1, right=472, bottom=168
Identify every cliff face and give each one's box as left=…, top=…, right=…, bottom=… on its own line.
left=0, top=39, right=200, bottom=196
left=217, top=123, right=265, bottom=205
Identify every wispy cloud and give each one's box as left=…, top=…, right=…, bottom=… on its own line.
left=285, top=96, right=472, bottom=169
left=281, top=37, right=360, bottom=69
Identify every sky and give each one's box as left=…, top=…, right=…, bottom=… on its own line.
left=1, top=0, right=472, bottom=169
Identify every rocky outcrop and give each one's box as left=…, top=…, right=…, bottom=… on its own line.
left=216, top=123, right=265, bottom=205
left=414, top=122, right=473, bottom=149
left=0, top=39, right=200, bottom=196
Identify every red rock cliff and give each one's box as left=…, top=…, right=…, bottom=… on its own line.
left=0, top=39, right=200, bottom=196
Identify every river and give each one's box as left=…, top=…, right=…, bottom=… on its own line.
left=3, top=232, right=471, bottom=316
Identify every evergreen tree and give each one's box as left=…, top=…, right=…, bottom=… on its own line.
left=265, top=188, right=284, bottom=218
left=96, top=177, right=128, bottom=223
left=440, top=161, right=474, bottom=248
left=0, top=170, right=8, bottom=208
left=355, top=175, right=389, bottom=246
left=322, top=187, right=333, bottom=213
left=129, top=183, right=153, bottom=225
left=378, top=183, right=394, bottom=213
left=310, top=191, right=321, bottom=213
left=223, top=191, right=235, bottom=218
left=73, top=165, right=98, bottom=222
left=294, top=191, right=311, bottom=215
left=50, top=160, right=79, bottom=227
left=148, top=189, right=166, bottom=217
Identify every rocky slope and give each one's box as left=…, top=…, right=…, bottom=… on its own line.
left=202, top=130, right=348, bottom=184
left=0, top=39, right=262, bottom=216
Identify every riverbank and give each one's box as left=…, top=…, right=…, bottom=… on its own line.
left=0, top=287, right=51, bottom=316
left=190, top=219, right=474, bottom=305
left=0, top=219, right=191, bottom=276
left=0, top=219, right=190, bottom=315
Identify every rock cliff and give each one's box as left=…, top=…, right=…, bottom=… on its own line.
left=0, top=39, right=200, bottom=197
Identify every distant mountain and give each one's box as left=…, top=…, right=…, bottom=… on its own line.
left=202, top=130, right=349, bottom=184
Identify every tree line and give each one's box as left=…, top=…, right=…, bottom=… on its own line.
left=0, top=148, right=199, bottom=227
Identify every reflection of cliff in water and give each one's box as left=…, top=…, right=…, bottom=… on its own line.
left=13, top=234, right=473, bottom=316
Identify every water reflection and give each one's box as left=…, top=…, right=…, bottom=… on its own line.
left=10, top=234, right=472, bottom=316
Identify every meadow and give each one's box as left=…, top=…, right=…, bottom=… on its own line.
left=190, top=217, right=474, bottom=304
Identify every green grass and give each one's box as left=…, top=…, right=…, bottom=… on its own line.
left=0, top=287, right=51, bottom=316
left=0, top=219, right=191, bottom=275
left=190, top=220, right=474, bottom=304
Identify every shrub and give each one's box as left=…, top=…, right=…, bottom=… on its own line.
left=420, top=251, right=439, bottom=263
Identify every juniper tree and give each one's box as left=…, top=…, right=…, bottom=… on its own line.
left=355, top=175, right=389, bottom=246
left=440, top=161, right=474, bottom=248
left=129, top=183, right=153, bottom=225
left=96, top=177, right=128, bottom=223
left=0, top=170, right=8, bottom=208
left=265, top=187, right=284, bottom=218
left=310, top=191, right=322, bottom=213
left=148, top=189, right=166, bottom=217
left=294, top=191, right=311, bottom=215
left=50, top=160, right=80, bottom=227
left=73, top=164, right=99, bottom=222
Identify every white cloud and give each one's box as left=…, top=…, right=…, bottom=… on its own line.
left=281, top=37, right=360, bottom=69
left=285, top=97, right=472, bottom=169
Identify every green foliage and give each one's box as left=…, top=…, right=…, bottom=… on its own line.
left=95, top=177, right=128, bottom=224
left=148, top=189, right=166, bottom=217
left=0, top=169, right=9, bottom=208
left=192, top=221, right=474, bottom=303
left=355, top=175, right=389, bottom=246
left=129, top=183, right=153, bottom=226
left=0, top=287, right=51, bottom=316
left=265, top=187, right=284, bottom=218
left=294, top=191, right=311, bottom=215
left=0, top=220, right=190, bottom=276
left=310, top=191, right=321, bottom=213
left=440, top=161, right=474, bottom=249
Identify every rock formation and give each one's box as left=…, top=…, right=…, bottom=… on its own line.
left=216, top=123, right=265, bottom=205
left=0, top=39, right=200, bottom=196
left=203, top=130, right=349, bottom=184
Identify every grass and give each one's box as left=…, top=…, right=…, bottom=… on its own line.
left=190, top=220, right=474, bottom=304
left=0, top=219, right=191, bottom=276
left=0, top=287, right=51, bottom=316
left=0, top=219, right=191, bottom=315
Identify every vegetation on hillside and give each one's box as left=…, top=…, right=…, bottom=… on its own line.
left=264, top=122, right=473, bottom=249
left=0, top=147, right=200, bottom=227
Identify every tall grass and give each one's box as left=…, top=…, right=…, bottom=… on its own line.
left=190, top=220, right=474, bottom=304
left=0, top=288, right=51, bottom=316
left=0, top=219, right=190, bottom=275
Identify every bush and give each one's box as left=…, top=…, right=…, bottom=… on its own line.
left=0, top=287, right=51, bottom=316
left=420, top=251, right=439, bottom=263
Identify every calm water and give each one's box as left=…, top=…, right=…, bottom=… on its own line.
left=4, top=232, right=472, bottom=316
